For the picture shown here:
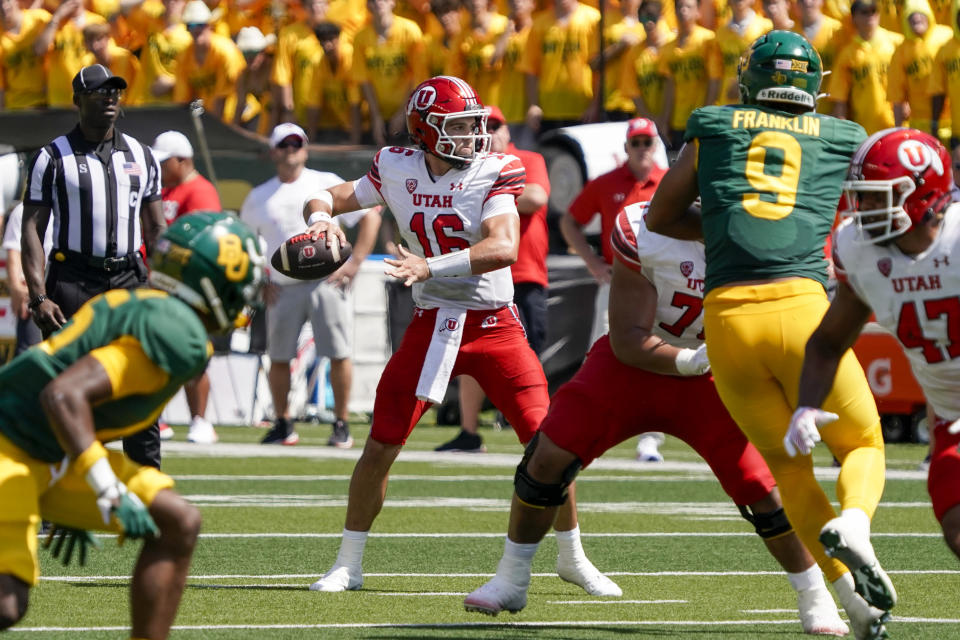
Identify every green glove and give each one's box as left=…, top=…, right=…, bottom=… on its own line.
left=43, top=525, right=101, bottom=566
left=113, top=492, right=160, bottom=542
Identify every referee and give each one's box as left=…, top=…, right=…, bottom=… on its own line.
left=21, top=64, right=167, bottom=468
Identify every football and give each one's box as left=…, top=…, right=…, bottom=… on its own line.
left=270, top=232, right=352, bottom=280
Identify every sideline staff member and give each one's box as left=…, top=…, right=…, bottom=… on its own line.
left=21, top=64, right=166, bottom=468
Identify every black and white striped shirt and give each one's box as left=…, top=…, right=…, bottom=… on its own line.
left=24, top=126, right=162, bottom=258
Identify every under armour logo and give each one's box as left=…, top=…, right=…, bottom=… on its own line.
left=449, top=181, right=464, bottom=191
left=934, top=256, right=950, bottom=268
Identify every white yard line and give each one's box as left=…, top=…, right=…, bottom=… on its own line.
left=11, top=616, right=960, bottom=632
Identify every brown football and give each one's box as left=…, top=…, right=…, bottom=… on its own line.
left=270, top=232, right=352, bottom=280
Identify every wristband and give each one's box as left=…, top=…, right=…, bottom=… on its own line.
left=674, top=347, right=705, bottom=376
left=73, top=441, right=109, bottom=476
left=308, top=211, right=332, bottom=225
left=86, top=457, right=119, bottom=496
left=307, top=190, right=334, bottom=214
left=426, top=249, right=472, bottom=277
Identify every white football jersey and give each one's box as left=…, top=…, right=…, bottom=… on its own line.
left=833, top=204, right=960, bottom=420
left=361, top=147, right=523, bottom=310
left=611, top=201, right=706, bottom=350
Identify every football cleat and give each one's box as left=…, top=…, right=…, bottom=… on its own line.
left=797, top=585, right=849, bottom=636
left=435, top=429, right=486, bottom=453
left=820, top=517, right=897, bottom=611
left=309, top=565, right=363, bottom=592
left=635, top=434, right=664, bottom=462
left=556, top=556, right=623, bottom=597
left=842, top=592, right=891, bottom=640
left=464, top=577, right=528, bottom=615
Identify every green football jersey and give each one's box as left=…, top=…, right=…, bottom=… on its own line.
left=685, top=104, right=866, bottom=292
left=0, top=289, right=210, bottom=462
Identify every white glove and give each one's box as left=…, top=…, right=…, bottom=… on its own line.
left=86, top=456, right=128, bottom=525
left=784, top=407, right=839, bottom=457
left=948, top=418, right=960, bottom=435
left=675, top=344, right=710, bottom=376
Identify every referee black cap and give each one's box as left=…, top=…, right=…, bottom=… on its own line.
left=72, top=64, right=127, bottom=94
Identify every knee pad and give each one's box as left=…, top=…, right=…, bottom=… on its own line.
left=513, top=432, right=582, bottom=508
left=738, top=504, right=793, bottom=539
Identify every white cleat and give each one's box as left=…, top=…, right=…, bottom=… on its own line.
left=798, top=585, right=849, bottom=636
left=843, top=592, right=890, bottom=640
left=820, top=517, right=897, bottom=611
left=186, top=417, right=218, bottom=444
left=309, top=565, right=363, bottom=592
left=557, top=557, right=623, bottom=597
left=464, top=577, right=528, bottom=615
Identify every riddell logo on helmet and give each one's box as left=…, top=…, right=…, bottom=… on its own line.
left=897, top=139, right=943, bottom=175
left=408, top=86, right=437, bottom=114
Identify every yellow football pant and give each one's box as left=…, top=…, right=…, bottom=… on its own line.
left=704, top=278, right=885, bottom=582
left=0, top=432, right=174, bottom=586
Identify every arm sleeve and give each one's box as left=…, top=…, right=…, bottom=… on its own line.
left=611, top=208, right=643, bottom=272
left=480, top=192, right=519, bottom=221
left=484, top=156, right=525, bottom=204
left=353, top=175, right=386, bottom=208
left=24, top=147, right=54, bottom=207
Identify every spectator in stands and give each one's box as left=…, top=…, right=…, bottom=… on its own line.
left=137, top=0, right=191, bottom=105
left=561, top=117, right=667, bottom=462
left=2, top=202, right=50, bottom=353
left=352, top=0, right=425, bottom=146
left=590, top=0, right=644, bottom=121
left=173, top=0, right=245, bottom=121
left=152, top=130, right=222, bottom=444
left=450, top=0, right=509, bottom=112
left=889, top=0, right=952, bottom=135
left=240, top=123, right=382, bottom=448
left=304, top=22, right=362, bottom=144
left=111, top=0, right=165, bottom=56
left=793, top=0, right=847, bottom=114
left=271, top=0, right=329, bottom=129
left=232, top=25, right=276, bottom=135
left=35, top=0, right=106, bottom=107
left=930, top=0, right=960, bottom=149
left=437, top=105, right=550, bottom=453
left=0, top=0, right=50, bottom=109
left=760, top=0, right=794, bottom=30
left=489, top=0, right=535, bottom=148
left=423, top=0, right=459, bottom=77
left=716, top=0, right=771, bottom=105
left=656, top=0, right=721, bottom=149
left=829, top=0, right=903, bottom=134
left=621, top=0, right=673, bottom=121
left=521, top=0, right=600, bottom=135
left=82, top=22, right=141, bottom=105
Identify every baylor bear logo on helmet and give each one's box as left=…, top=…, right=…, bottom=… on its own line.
left=738, top=31, right=823, bottom=111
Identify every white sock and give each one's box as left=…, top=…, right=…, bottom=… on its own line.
left=335, top=529, right=368, bottom=568
left=842, top=508, right=871, bottom=534
left=496, top=537, right=538, bottom=586
left=555, top=525, right=586, bottom=561
left=831, top=572, right=859, bottom=610
left=788, top=564, right=826, bottom=592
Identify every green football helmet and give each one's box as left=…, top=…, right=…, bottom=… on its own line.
left=149, top=212, right=265, bottom=333
left=737, top=30, right=822, bottom=111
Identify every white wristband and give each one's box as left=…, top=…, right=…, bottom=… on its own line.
left=86, top=456, right=119, bottom=496
left=426, top=249, right=472, bottom=277
left=308, top=211, right=332, bottom=225
left=306, top=190, right=334, bottom=223
left=674, top=345, right=709, bottom=376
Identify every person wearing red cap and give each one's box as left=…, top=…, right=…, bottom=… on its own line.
left=561, top=116, right=667, bottom=462
left=436, top=105, right=552, bottom=454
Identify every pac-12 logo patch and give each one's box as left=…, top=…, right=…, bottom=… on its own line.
left=406, top=179, right=418, bottom=193
left=439, top=317, right=460, bottom=333
left=877, top=257, right=892, bottom=277
left=680, top=261, right=694, bottom=277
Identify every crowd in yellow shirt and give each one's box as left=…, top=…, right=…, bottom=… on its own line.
left=1, top=0, right=958, bottom=148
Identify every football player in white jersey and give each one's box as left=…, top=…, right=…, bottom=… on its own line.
left=789, top=128, right=960, bottom=563
left=464, top=201, right=850, bottom=636
left=300, top=76, right=620, bottom=597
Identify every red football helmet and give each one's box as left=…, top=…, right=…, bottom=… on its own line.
left=841, top=127, right=952, bottom=244
left=405, top=75, right=490, bottom=169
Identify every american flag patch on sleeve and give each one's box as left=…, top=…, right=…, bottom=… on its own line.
left=123, top=162, right=142, bottom=175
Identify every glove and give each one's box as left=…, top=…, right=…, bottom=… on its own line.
left=86, top=457, right=159, bottom=540
left=784, top=407, right=839, bottom=457
left=675, top=344, right=711, bottom=376
left=948, top=418, right=960, bottom=435
left=43, top=525, right=101, bottom=566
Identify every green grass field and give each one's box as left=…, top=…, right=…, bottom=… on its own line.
left=18, top=415, right=960, bottom=639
